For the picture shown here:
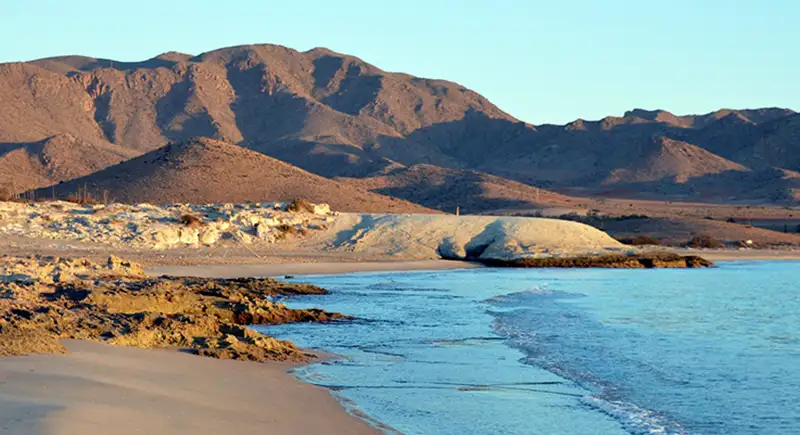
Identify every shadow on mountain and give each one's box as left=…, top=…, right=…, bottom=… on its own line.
left=155, top=75, right=217, bottom=141
left=0, top=140, right=43, bottom=156
left=226, top=65, right=312, bottom=148
left=319, top=63, right=382, bottom=116
left=371, top=110, right=535, bottom=169
left=266, top=139, right=396, bottom=178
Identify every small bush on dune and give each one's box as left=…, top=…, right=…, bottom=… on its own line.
left=179, top=214, right=204, bottom=228
left=287, top=198, right=314, bottom=213
left=687, top=234, right=724, bottom=249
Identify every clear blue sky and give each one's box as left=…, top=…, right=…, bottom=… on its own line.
left=1, top=0, right=796, bottom=124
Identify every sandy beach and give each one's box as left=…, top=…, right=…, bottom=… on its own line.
left=1, top=202, right=797, bottom=435
left=669, top=248, right=800, bottom=261
left=0, top=340, right=379, bottom=435
left=149, top=259, right=479, bottom=278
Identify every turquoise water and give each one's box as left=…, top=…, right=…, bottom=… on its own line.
left=262, top=261, right=800, bottom=434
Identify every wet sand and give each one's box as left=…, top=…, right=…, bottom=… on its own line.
left=0, top=340, right=378, bottom=435
left=149, top=259, right=479, bottom=278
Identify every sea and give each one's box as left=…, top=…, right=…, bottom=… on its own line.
left=260, top=261, right=800, bottom=435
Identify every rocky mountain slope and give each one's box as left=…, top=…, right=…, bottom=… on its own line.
left=1, top=44, right=797, bottom=204
left=0, top=134, right=139, bottom=193
left=339, top=164, right=577, bottom=213
left=37, top=137, right=434, bottom=213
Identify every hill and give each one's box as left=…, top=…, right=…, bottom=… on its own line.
left=0, top=134, right=138, bottom=193
left=339, top=164, right=577, bottom=214
left=35, top=138, right=435, bottom=213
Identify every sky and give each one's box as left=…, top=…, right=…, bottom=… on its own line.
left=1, top=0, right=797, bottom=125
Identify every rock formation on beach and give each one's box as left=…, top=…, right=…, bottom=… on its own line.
left=0, top=255, right=345, bottom=361
left=0, top=199, right=339, bottom=250
left=0, top=199, right=730, bottom=264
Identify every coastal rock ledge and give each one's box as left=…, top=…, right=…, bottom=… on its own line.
left=471, top=252, right=714, bottom=268
left=0, top=255, right=346, bottom=361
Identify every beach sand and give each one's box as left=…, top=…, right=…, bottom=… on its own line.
left=0, top=340, right=379, bottom=435
left=669, top=248, right=800, bottom=261
left=149, top=259, right=479, bottom=278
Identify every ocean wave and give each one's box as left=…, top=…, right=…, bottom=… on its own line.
left=582, top=396, right=688, bottom=435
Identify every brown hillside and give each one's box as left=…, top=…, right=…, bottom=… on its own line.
left=0, top=134, right=138, bottom=193
left=1, top=44, right=797, bottom=205
left=35, top=138, right=435, bottom=213
left=340, top=164, right=576, bottom=214
left=603, top=137, right=748, bottom=184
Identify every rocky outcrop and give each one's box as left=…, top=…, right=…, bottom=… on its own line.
left=0, top=256, right=346, bottom=361
left=475, top=252, right=714, bottom=268
left=0, top=200, right=335, bottom=250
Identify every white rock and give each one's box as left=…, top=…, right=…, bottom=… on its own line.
left=313, top=203, right=331, bottom=215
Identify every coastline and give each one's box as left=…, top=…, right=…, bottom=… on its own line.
left=1, top=243, right=797, bottom=435
left=0, top=340, right=379, bottom=435
left=148, top=259, right=480, bottom=278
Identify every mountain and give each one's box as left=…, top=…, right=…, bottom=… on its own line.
left=35, top=137, right=435, bottom=213
left=0, top=134, right=138, bottom=192
left=1, top=44, right=798, bottom=205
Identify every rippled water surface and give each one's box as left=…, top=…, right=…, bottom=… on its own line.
left=262, top=261, right=800, bottom=434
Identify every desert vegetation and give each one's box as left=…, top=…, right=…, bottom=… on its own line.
left=687, top=234, right=724, bottom=249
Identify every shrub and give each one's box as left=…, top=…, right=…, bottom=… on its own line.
left=274, top=224, right=299, bottom=240
left=179, top=214, right=203, bottom=228
left=687, top=234, right=724, bottom=249
left=287, top=198, right=315, bottom=213
left=619, top=235, right=662, bottom=246
left=65, top=191, right=99, bottom=205
left=0, top=185, right=12, bottom=201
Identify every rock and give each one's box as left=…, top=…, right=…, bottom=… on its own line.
left=107, top=255, right=145, bottom=277
left=255, top=223, right=270, bottom=240
left=476, top=252, right=714, bottom=269
left=313, top=203, right=331, bottom=215
left=0, top=255, right=344, bottom=362
left=0, top=201, right=336, bottom=250
left=437, top=237, right=466, bottom=259
left=178, top=228, right=199, bottom=245
left=199, top=227, right=220, bottom=246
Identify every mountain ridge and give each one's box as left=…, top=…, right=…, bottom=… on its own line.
left=1, top=43, right=797, bottom=205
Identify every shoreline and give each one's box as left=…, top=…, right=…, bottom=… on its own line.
left=2, top=250, right=797, bottom=434
left=148, top=259, right=481, bottom=278
left=0, top=340, right=380, bottom=435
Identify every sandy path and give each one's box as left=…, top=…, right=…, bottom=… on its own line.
left=149, top=259, right=479, bottom=278
left=0, top=340, right=378, bottom=435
